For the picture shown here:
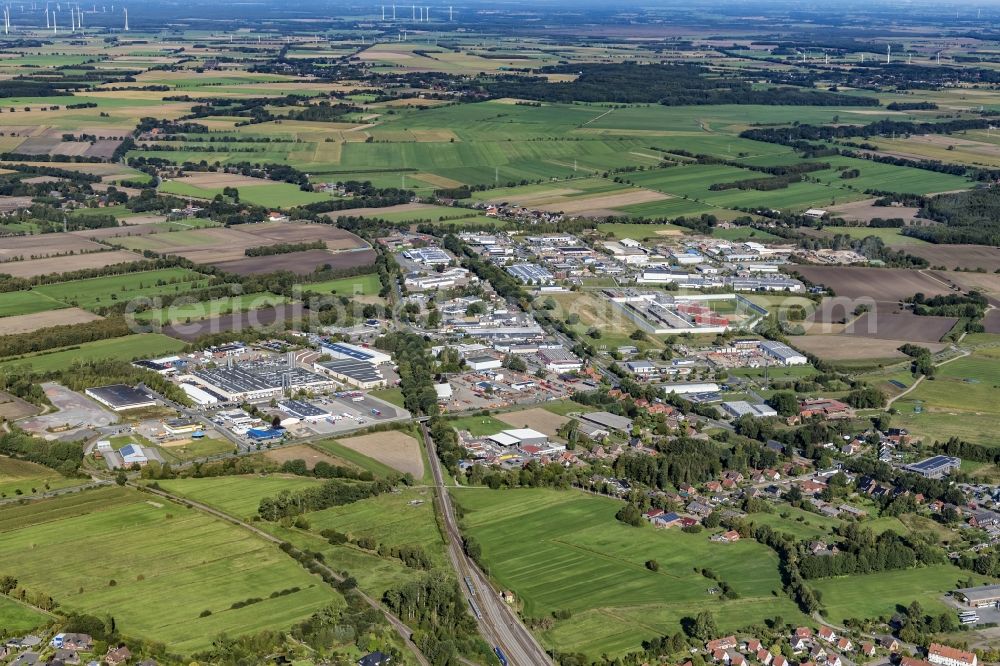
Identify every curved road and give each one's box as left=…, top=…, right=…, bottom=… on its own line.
left=421, top=424, right=553, bottom=666
left=137, top=483, right=431, bottom=666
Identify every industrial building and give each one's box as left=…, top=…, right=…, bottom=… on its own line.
left=180, top=382, right=220, bottom=406
left=487, top=428, right=548, bottom=448
left=190, top=362, right=334, bottom=402
left=506, top=263, right=554, bottom=285
left=904, top=455, right=961, bottom=479
left=314, top=359, right=386, bottom=389
left=402, top=247, right=452, bottom=265
left=466, top=355, right=503, bottom=372
left=320, top=341, right=393, bottom=366
left=580, top=411, right=633, bottom=433
left=759, top=340, right=808, bottom=366
left=278, top=399, right=331, bottom=422
left=660, top=382, right=721, bottom=395
left=118, top=443, right=149, bottom=466
left=85, top=384, right=157, bottom=411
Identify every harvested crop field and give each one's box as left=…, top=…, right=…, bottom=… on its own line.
left=0, top=235, right=107, bottom=262
left=0, top=307, right=102, bottom=334
left=844, top=311, right=957, bottom=343
left=533, top=190, right=669, bottom=216
left=336, top=431, right=424, bottom=478
left=497, top=407, right=571, bottom=439
left=0, top=250, right=141, bottom=277
left=212, top=248, right=377, bottom=276
left=791, top=335, right=947, bottom=362
left=985, top=310, right=1000, bottom=334
left=794, top=266, right=955, bottom=303
left=168, top=172, right=267, bottom=188
left=322, top=202, right=440, bottom=219
left=240, top=222, right=368, bottom=250
left=0, top=196, right=32, bottom=212
left=263, top=444, right=350, bottom=469
left=905, top=245, right=1000, bottom=273
left=161, top=303, right=306, bottom=341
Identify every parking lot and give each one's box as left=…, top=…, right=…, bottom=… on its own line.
left=19, top=382, right=119, bottom=441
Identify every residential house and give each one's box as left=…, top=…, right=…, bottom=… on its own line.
left=794, top=627, right=813, bottom=640
left=880, top=637, right=899, bottom=652
left=746, top=639, right=762, bottom=654
left=10, top=653, right=37, bottom=666
left=731, top=652, right=747, bottom=666
left=51, top=635, right=92, bottom=651
left=53, top=650, right=80, bottom=665
left=712, top=530, right=741, bottom=543
left=860, top=643, right=876, bottom=658
left=712, top=649, right=730, bottom=663
left=818, top=627, right=836, bottom=643
left=836, top=638, right=853, bottom=652
left=756, top=649, right=773, bottom=665
left=902, top=660, right=934, bottom=666
left=773, top=657, right=788, bottom=666
left=928, top=643, right=977, bottom=666
left=105, top=647, right=131, bottom=666
left=707, top=637, right=739, bottom=652
left=792, top=637, right=811, bottom=652
left=828, top=654, right=843, bottom=666
left=810, top=645, right=827, bottom=662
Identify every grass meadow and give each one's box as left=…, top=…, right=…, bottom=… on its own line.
left=0, top=456, right=83, bottom=498
left=453, top=488, right=809, bottom=659
left=0, top=334, right=186, bottom=372
left=0, top=487, right=336, bottom=654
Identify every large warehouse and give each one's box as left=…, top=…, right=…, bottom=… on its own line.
left=189, top=362, right=335, bottom=402
left=954, top=584, right=1000, bottom=608
left=85, top=384, right=157, bottom=411
left=314, top=359, right=387, bottom=389
left=320, top=341, right=392, bottom=366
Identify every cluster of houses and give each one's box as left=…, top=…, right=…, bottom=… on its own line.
left=0, top=633, right=149, bottom=666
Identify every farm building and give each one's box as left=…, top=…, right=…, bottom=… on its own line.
left=85, top=384, right=157, bottom=411
left=954, top=583, right=1000, bottom=607
left=721, top=401, right=778, bottom=419
left=314, top=359, right=386, bottom=389
left=320, top=341, right=392, bottom=366
left=905, top=455, right=961, bottom=479
left=580, top=411, right=633, bottom=433
left=799, top=398, right=853, bottom=419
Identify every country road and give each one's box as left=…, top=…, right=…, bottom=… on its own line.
left=136, top=483, right=432, bottom=666
left=421, top=423, right=553, bottom=666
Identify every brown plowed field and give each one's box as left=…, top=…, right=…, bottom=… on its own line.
left=0, top=250, right=142, bottom=277
left=162, top=303, right=306, bottom=341
left=0, top=235, right=107, bottom=262
left=794, top=266, right=955, bottom=302
left=844, top=311, right=957, bottom=343
left=212, top=248, right=377, bottom=276
left=905, top=245, right=1000, bottom=273
left=0, top=308, right=102, bottom=335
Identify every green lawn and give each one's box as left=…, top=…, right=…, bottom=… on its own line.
left=159, top=179, right=331, bottom=207
left=157, top=437, right=234, bottom=463
left=0, top=334, right=186, bottom=372
left=0, top=456, right=82, bottom=499
left=454, top=488, right=809, bottom=659
left=447, top=415, right=511, bottom=436
left=0, top=487, right=337, bottom=654
left=822, top=226, right=930, bottom=246
left=369, top=387, right=405, bottom=408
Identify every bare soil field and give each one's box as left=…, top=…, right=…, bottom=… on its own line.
left=945, top=271, right=1000, bottom=297
left=0, top=235, right=107, bottom=262
left=162, top=303, right=306, bottom=341
left=83, top=139, right=123, bottom=159
left=844, top=311, right=957, bottom=343
left=0, top=390, right=40, bottom=420
left=483, top=188, right=583, bottom=207
left=905, top=245, right=1000, bottom=272
left=337, top=430, right=424, bottom=478
left=533, top=190, right=670, bottom=216
left=0, top=250, right=142, bottom=277
left=264, top=444, right=351, bottom=470
left=0, top=308, right=102, bottom=335
left=497, top=408, right=571, bottom=439
left=239, top=222, right=367, bottom=250
left=826, top=199, right=920, bottom=224
left=212, top=248, right=377, bottom=276
left=985, top=310, right=1000, bottom=334
left=791, top=335, right=947, bottom=362
left=71, top=224, right=160, bottom=240
left=794, top=266, right=955, bottom=302
left=0, top=196, right=32, bottom=212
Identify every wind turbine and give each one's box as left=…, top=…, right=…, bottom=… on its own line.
left=122, top=5, right=127, bottom=30
left=886, top=44, right=891, bottom=64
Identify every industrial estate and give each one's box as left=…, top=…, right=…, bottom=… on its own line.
left=2, top=0, right=1000, bottom=665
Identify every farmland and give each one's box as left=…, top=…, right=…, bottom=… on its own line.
left=0, top=455, right=82, bottom=498
left=0, top=333, right=186, bottom=372
left=454, top=488, right=809, bottom=659
left=0, top=487, right=336, bottom=654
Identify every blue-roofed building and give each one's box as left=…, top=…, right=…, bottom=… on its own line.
left=358, top=652, right=392, bottom=666
left=247, top=427, right=285, bottom=441
left=118, top=443, right=148, bottom=466
left=904, top=455, right=961, bottom=479
left=653, top=512, right=682, bottom=528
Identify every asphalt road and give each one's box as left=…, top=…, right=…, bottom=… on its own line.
left=421, top=423, right=553, bottom=666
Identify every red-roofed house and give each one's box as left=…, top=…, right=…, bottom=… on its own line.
left=819, top=627, right=836, bottom=643
left=707, top=637, right=738, bottom=652
left=928, top=643, right=978, bottom=666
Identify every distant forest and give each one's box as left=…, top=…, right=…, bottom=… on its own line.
left=909, top=188, right=1000, bottom=245
left=476, top=63, right=880, bottom=106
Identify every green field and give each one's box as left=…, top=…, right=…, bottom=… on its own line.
left=0, top=290, right=67, bottom=318
left=0, top=456, right=82, bottom=498
left=156, top=437, right=234, bottom=463
left=595, top=222, right=687, bottom=240
left=32, top=268, right=209, bottom=311
left=156, top=474, right=323, bottom=520
left=159, top=179, right=331, bottom=207
left=133, top=292, right=289, bottom=325
left=822, top=226, right=931, bottom=246
left=454, top=488, right=809, bottom=658
left=0, top=595, right=50, bottom=634
left=0, top=334, right=186, bottom=372
left=301, top=274, right=381, bottom=297
left=447, top=414, right=511, bottom=436
left=0, top=487, right=337, bottom=654
left=808, top=565, right=982, bottom=624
